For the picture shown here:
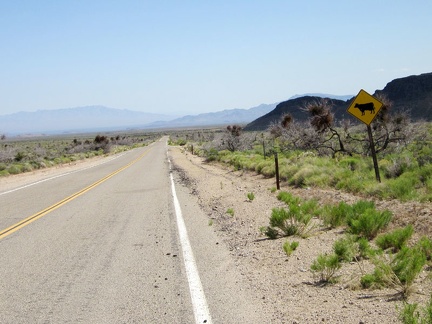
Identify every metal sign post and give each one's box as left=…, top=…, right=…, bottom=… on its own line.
left=347, top=89, right=384, bottom=182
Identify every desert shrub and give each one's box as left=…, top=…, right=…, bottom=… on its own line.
left=269, top=207, right=298, bottom=237
left=226, top=208, right=234, bottom=217
left=278, top=164, right=300, bottom=182
left=375, top=225, right=414, bottom=252
left=417, top=236, right=432, bottom=261
left=321, top=201, right=351, bottom=228
left=348, top=208, right=393, bottom=240
left=350, top=200, right=376, bottom=216
left=362, top=245, right=427, bottom=298
left=289, top=165, right=321, bottom=188
left=335, top=173, right=371, bottom=194
left=398, top=295, right=432, bottom=324
left=7, top=165, right=22, bottom=175
left=0, top=162, right=6, bottom=171
left=386, top=173, right=420, bottom=201
left=283, top=241, right=299, bottom=257
left=267, top=204, right=315, bottom=238
left=277, top=191, right=300, bottom=205
left=382, top=152, right=418, bottom=179
left=204, top=148, right=219, bottom=162
left=360, top=274, right=376, bottom=289
left=261, top=226, right=279, bottom=239
left=260, top=164, right=276, bottom=177
left=339, top=156, right=364, bottom=171
left=255, top=160, right=272, bottom=173
left=334, top=235, right=357, bottom=262
left=247, top=192, right=255, bottom=201
left=310, top=253, right=341, bottom=283
left=392, top=246, right=426, bottom=288
left=299, top=198, right=320, bottom=217
left=358, top=237, right=375, bottom=259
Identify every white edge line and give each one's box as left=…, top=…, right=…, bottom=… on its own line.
left=167, top=149, right=212, bottom=324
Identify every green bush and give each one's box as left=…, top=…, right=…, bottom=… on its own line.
left=398, top=295, right=432, bottom=324
left=387, top=173, right=420, bottom=201
left=277, top=191, right=300, bottom=205
left=363, top=245, right=427, bottom=298
left=269, top=207, right=298, bottom=237
left=358, top=237, right=375, bottom=259
left=360, top=274, right=376, bottom=289
left=283, top=241, right=299, bottom=257
left=334, top=235, right=357, bottom=262
left=375, top=225, right=414, bottom=252
left=226, top=208, right=235, bottom=217
left=392, top=246, right=427, bottom=291
left=321, top=201, right=351, bottom=228
left=261, top=226, right=279, bottom=239
left=7, top=165, right=22, bottom=175
left=267, top=203, right=315, bottom=238
left=417, top=236, right=432, bottom=261
left=348, top=208, right=392, bottom=240
left=310, top=253, right=341, bottom=283
left=247, top=192, right=255, bottom=201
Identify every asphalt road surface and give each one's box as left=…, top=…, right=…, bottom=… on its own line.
left=0, top=138, right=265, bottom=323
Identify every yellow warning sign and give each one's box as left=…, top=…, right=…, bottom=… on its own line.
left=347, top=89, right=383, bottom=125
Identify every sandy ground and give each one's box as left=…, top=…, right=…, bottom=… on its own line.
left=169, top=146, right=432, bottom=324
left=2, top=146, right=432, bottom=323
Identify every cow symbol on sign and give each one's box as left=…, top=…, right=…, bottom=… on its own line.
left=354, top=102, right=375, bottom=116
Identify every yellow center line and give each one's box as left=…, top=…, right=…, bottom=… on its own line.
left=0, top=148, right=151, bottom=240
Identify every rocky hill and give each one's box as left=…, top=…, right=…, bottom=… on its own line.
left=245, top=72, right=432, bottom=131
left=374, top=72, right=432, bottom=120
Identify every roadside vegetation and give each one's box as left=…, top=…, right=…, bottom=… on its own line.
left=0, top=133, right=157, bottom=177
left=169, top=98, right=432, bottom=203
left=167, top=99, right=432, bottom=322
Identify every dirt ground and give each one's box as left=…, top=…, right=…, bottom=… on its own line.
left=169, top=146, right=432, bottom=324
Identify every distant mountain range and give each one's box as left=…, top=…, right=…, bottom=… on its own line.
left=245, top=72, right=432, bottom=131
left=0, top=103, right=278, bottom=136
left=149, top=103, right=278, bottom=128
left=0, top=106, right=173, bottom=136
left=2, top=72, right=430, bottom=136
left=289, top=93, right=354, bottom=101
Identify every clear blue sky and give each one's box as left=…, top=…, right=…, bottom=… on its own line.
left=1, top=1, right=431, bottom=116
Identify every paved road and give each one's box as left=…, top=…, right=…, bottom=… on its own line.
left=0, top=138, right=265, bottom=323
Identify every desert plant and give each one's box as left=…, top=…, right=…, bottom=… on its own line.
left=247, top=192, right=255, bottom=201
left=269, top=207, right=298, bottom=237
left=226, top=208, right=235, bottom=217
left=398, top=294, right=432, bottom=324
left=321, top=201, right=351, bottom=228
left=375, top=225, right=414, bottom=252
left=260, top=226, right=279, bottom=239
left=348, top=208, right=393, bottom=240
left=310, top=253, right=341, bottom=283
left=283, top=241, right=299, bottom=257
left=277, top=191, right=301, bottom=206
left=361, top=245, right=427, bottom=298
left=357, top=237, right=375, bottom=259
left=417, top=236, right=432, bottom=261
left=334, top=235, right=357, bottom=262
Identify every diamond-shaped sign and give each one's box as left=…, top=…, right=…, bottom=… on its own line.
left=347, top=89, right=383, bottom=125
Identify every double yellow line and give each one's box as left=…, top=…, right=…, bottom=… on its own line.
left=0, top=149, right=150, bottom=240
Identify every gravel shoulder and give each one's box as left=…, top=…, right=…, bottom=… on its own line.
left=169, top=145, right=432, bottom=324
